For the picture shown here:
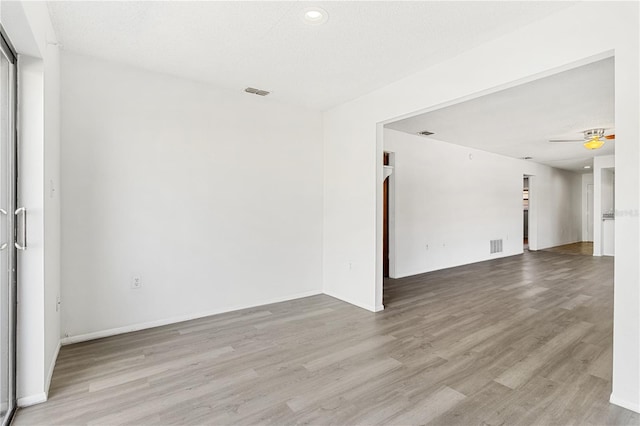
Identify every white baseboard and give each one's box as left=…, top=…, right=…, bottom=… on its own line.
left=45, top=340, right=61, bottom=394
left=323, top=290, right=379, bottom=313
left=61, top=290, right=322, bottom=345
left=610, top=393, right=640, bottom=413
left=18, top=392, right=47, bottom=408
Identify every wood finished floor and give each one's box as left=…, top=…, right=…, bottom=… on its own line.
left=542, top=242, right=595, bottom=256
left=14, top=251, right=640, bottom=425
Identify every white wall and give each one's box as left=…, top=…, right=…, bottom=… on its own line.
left=384, top=128, right=581, bottom=278
left=529, top=163, right=582, bottom=251
left=43, top=39, right=61, bottom=399
left=386, top=129, right=521, bottom=277
left=323, top=2, right=639, bottom=412
left=1, top=1, right=61, bottom=406
left=16, top=55, right=45, bottom=407
left=60, top=53, right=323, bottom=341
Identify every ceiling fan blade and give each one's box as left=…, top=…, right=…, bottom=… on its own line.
left=605, top=134, right=615, bottom=140
left=548, top=139, right=583, bottom=143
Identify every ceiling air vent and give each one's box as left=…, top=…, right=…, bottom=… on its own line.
left=245, top=87, right=270, bottom=96
left=417, top=131, right=434, bottom=136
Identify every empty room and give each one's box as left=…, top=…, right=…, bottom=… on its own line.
left=0, top=1, right=638, bottom=425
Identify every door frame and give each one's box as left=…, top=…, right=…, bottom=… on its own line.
left=0, top=23, right=18, bottom=426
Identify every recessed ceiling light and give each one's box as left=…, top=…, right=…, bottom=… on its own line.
left=302, top=7, right=328, bottom=25
left=584, top=165, right=592, bottom=169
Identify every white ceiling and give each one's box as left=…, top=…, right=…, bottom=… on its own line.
left=47, top=1, right=574, bottom=111
left=386, top=57, right=614, bottom=173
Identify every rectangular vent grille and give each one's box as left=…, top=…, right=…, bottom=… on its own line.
left=245, top=87, right=270, bottom=96
left=417, top=130, right=434, bottom=136
left=490, top=239, right=503, bottom=254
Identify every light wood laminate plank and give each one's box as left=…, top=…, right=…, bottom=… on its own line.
left=13, top=251, right=639, bottom=425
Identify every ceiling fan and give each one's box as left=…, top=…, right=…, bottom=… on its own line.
left=549, top=128, right=615, bottom=150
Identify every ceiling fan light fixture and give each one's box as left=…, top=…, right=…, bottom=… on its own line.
left=583, top=137, right=605, bottom=150
left=584, top=128, right=606, bottom=140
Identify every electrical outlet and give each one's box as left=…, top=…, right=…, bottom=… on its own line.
left=131, top=276, right=142, bottom=289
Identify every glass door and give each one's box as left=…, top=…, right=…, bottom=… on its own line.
left=0, top=27, right=16, bottom=426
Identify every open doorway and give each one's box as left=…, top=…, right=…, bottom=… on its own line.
left=383, top=152, right=390, bottom=277
left=381, top=149, right=395, bottom=308
left=382, top=151, right=394, bottom=279
left=523, top=176, right=529, bottom=250
left=375, top=54, right=621, bottom=416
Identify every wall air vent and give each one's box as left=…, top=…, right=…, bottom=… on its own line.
left=490, top=239, right=503, bottom=254
left=417, top=131, right=434, bottom=136
left=245, top=87, right=270, bottom=96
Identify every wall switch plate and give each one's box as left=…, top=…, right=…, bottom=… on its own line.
left=131, top=276, right=142, bottom=289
